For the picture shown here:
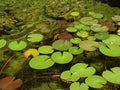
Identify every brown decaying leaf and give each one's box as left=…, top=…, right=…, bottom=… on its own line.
left=0, top=76, right=23, bottom=90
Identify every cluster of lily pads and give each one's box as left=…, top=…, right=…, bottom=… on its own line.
left=60, top=63, right=120, bottom=90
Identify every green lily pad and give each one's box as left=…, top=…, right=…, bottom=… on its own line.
left=51, top=52, right=73, bottom=64
left=66, top=27, right=77, bottom=32
left=68, top=46, right=84, bottom=55
left=80, top=17, right=98, bottom=26
left=91, top=24, right=108, bottom=32
left=102, top=67, right=120, bottom=84
left=70, top=82, right=89, bottom=90
left=85, top=75, right=107, bottom=89
left=52, top=40, right=72, bottom=51
left=60, top=70, right=81, bottom=82
left=8, top=40, right=27, bottom=51
left=99, top=44, right=120, bottom=57
left=76, top=31, right=89, bottom=38
left=27, top=33, right=44, bottom=43
left=102, top=34, right=120, bottom=46
left=79, top=40, right=99, bottom=51
left=70, top=38, right=81, bottom=44
left=70, top=11, right=80, bottom=17
left=38, top=45, right=54, bottom=54
left=74, top=24, right=90, bottom=31
left=87, top=36, right=96, bottom=41
left=70, top=63, right=96, bottom=77
left=89, top=12, right=103, bottom=19
left=94, top=32, right=109, bottom=40
left=29, top=55, right=55, bottom=69
left=0, top=39, right=7, bottom=48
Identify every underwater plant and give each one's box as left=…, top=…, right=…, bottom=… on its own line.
left=0, top=39, right=7, bottom=48
left=29, top=55, right=55, bottom=69
left=0, top=76, right=23, bottom=90
left=8, top=40, right=27, bottom=51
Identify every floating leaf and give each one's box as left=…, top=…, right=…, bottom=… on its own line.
left=51, top=52, right=73, bottom=64
left=70, top=38, right=81, bottom=44
left=70, top=11, right=80, bottom=17
left=0, top=76, right=23, bottom=90
left=102, top=67, right=120, bottom=84
left=70, top=82, right=89, bottom=90
left=0, top=39, right=7, bottom=48
left=8, top=40, right=27, bottom=51
left=70, top=63, right=96, bottom=77
left=38, top=45, right=54, bottom=54
left=66, top=27, right=77, bottom=32
left=76, top=31, right=89, bottom=38
left=29, top=55, right=55, bottom=69
left=89, top=12, right=103, bottom=19
left=94, top=32, right=109, bottom=40
left=27, top=33, right=44, bottom=43
left=52, top=40, right=72, bottom=51
left=85, top=75, right=107, bottom=89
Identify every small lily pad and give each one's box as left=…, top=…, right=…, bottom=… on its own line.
left=74, top=24, right=90, bottom=31
left=80, top=17, right=98, bottom=26
left=79, top=40, right=99, bottom=51
left=70, top=11, right=80, bottom=17
left=38, top=45, right=54, bottom=54
left=27, top=33, right=44, bottom=43
left=70, top=82, right=89, bottom=90
left=0, top=39, right=7, bottom=48
left=70, top=63, right=96, bottom=77
left=66, top=27, right=77, bottom=32
left=89, top=12, right=103, bottom=19
left=52, top=40, right=72, bottom=51
left=29, top=55, right=55, bottom=69
left=94, top=32, right=109, bottom=40
left=51, top=52, right=73, bottom=64
left=85, top=75, right=107, bottom=89
left=68, top=46, right=84, bottom=55
left=70, top=38, right=81, bottom=44
left=8, top=40, right=27, bottom=51
left=76, top=31, right=89, bottom=38
left=102, top=67, right=120, bottom=84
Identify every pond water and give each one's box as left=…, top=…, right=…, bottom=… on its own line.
left=0, top=0, right=120, bottom=90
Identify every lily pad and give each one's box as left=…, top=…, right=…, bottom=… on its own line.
left=38, top=45, right=54, bottom=54
left=29, top=55, right=55, bottom=69
left=102, top=34, right=120, bottom=46
left=74, top=24, right=90, bottom=31
left=8, top=40, right=27, bottom=51
left=51, top=52, right=73, bottom=64
left=0, top=39, right=7, bottom=48
left=91, top=24, right=108, bottom=32
left=94, top=32, right=109, bottom=40
left=102, top=67, right=120, bottom=84
left=99, top=44, right=120, bottom=57
left=66, top=27, right=77, bottom=32
left=70, top=82, right=89, bottom=90
left=70, top=63, right=96, bottom=77
left=70, top=38, right=81, bottom=44
left=80, top=17, right=98, bottom=26
left=60, top=70, right=81, bottom=82
left=52, top=40, right=72, bottom=51
left=89, top=12, right=103, bottom=19
left=85, top=75, right=107, bottom=89
left=27, top=33, right=44, bottom=43
left=79, top=40, right=99, bottom=51
left=76, top=31, right=89, bottom=38
left=68, top=46, right=84, bottom=55
left=70, top=11, right=80, bottom=17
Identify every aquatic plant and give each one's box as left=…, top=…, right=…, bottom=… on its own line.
left=66, top=27, right=77, bottom=32
left=94, top=32, right=109, bottom=40
left=87, top=36, right=96, bottom=41
left=8, top=40, right=27, bottom=51
left=70, top=11, right=80, bottom=17
left=74, top=24, right=90, bottom=31
left=52, top=40, right=72, bottom=51
left=70, top=38, right=81, bottom=44
left=102, top=67, right=120, bottom=84
left=58, top=33, right=73, bottom=40
left=89, top=12, right=103, bottom=19
left=0, top=39, right=7, bottom=48
left=27, top=33, right=44, bottom=43
left=38, top=45, right=54, bottom=54
left=29, top=55, right=55, bottom=69
left=80, top=17, right=98, bottom=26
left=91, top=24, right=108, bottom=32
left=79, top=40, right=99, bottom=51
left=0, top=76, right=23, bottom=90
left=24, top=48, right=39, bottom=58
left=76, top=31, right=89, bottom=38
left=85, top=75, right=107, bottom=89
left=111, top=15, right=120, bottom=22
left=70, top=82, right=89, bottom=90
left=68, top=46, right=84, bottom=55
left=51, top=52, right=73, bottom=64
